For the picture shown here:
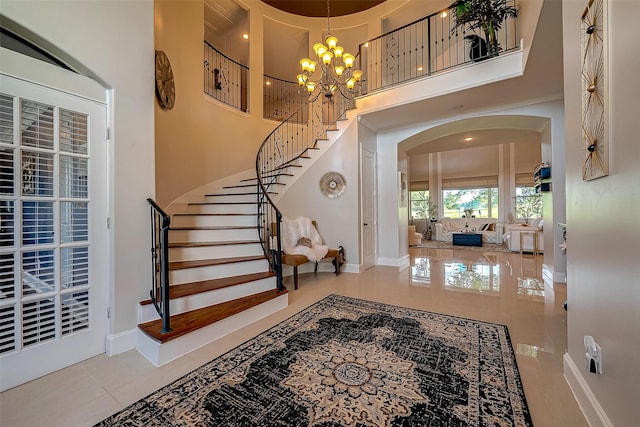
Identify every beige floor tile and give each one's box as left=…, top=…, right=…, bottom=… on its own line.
left=0, top=246, right=588, bottom=426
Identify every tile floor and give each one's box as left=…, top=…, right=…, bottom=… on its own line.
left=0, top=246, right=587, bottom=427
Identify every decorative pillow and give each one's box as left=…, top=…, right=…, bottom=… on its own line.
left=296, top=237, right=312, bottom=248
left=487, top=223, right=496, bottom=231
left=480, top=223, right=489, bottom=231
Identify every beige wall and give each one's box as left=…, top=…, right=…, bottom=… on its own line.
left=563, top=0, right=640, bottom=425
left=153, top=0, right=418, bottom=208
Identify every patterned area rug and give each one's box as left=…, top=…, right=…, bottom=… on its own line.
left=96, top=295, right=532, bottom=426
left=416, top=240, right=513, bottom=253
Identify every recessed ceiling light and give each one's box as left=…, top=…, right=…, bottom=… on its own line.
left=242, top=33, right=249, bottom=40
left=464, top=137, right=473, bottom=142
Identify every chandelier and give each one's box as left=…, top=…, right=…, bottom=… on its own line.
left=297, top=0, right=363, bottom=98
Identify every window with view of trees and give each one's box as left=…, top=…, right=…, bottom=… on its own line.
left=410, top=190, right=431, bottom=219
left=514, top=186, right=542, bottom=222
left=442, top=188, right=498, bottom=218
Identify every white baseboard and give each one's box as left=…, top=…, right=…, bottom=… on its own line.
left=563, top=353, right=613, bottom=427
left=554, top=271, right=567, bottom=283
left=106, top=328, right=137, bottom=356
left=542, top=263, right=566, bottom=284
left=398, top=254, right=410, bottom=271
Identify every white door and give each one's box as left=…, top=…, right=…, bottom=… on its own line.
left=0, top=75, right=107, bottom=391
left=361, top=147, right=376, bottom=270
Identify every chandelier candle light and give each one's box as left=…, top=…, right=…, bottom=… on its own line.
left=297, top=0, right=363, bottom=98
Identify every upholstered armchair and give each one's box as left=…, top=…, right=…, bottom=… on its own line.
left=408, top=225, right=422, bottom=246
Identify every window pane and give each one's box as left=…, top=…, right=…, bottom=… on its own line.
left=22, top=297, right=56, bottom=347
left=409, top=190, right=430, bottom=219
left=515, top=186, right=542, bottom=221
left=59, top=110, right=88, bottom=155
left=61, top=202, right=88, bottom=243
left=0, top=93, right=14, bottom=146
left=21, top=151, right=54, bottom=197
left=60, top=156, right=88, bottom=199
left=61, top=289, right=89, bottom=335
left=21, top=100, right=54, bottom=150
left=0, top=147, right=15, bottom=195
left=0, top=200, right=15, bottom=247
left=0, top=252, right=15, bottom=299
left=61, top=246, right=89, bottom=289
left=21, top=249, right=55, bottom=295
left=442, top=188, right=498, bottom=218
left=22, top=201, right=54, bottom=245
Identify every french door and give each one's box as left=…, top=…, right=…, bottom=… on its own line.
left=0, top=74, right=107, bottom=391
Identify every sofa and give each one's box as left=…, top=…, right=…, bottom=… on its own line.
left=433, top=217, right=504, bottom=244
left=503, top=218, right=544, bottom=253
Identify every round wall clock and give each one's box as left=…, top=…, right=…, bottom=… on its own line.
left=155, top=50, right=175, bottom=110
left=580, top=0, right=608, bottom=181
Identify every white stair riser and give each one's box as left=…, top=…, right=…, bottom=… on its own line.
left=204, top=194, right=256, bottom=203
left=186, top=203, right=257, bottom=215
left=169, top=243, right=264, bottom=261
left=171, top=214, right=256, bottom=228
left=170, top=228, right=257, bottom=242
left=170, top=259, right=269, bottom=284
left=138, top=276, right=277, bottom=323
left=136, top=293, right=288, bottom=366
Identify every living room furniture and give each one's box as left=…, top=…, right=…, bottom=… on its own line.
left=274, top=220, right=343, bottom=290
left=408, top=225, right=422, bottom=246
left=503, top=221, right=544, bottom=253
left=452, top=232, right=483, bottom=247
left=434, top=217, right=504, bottom=244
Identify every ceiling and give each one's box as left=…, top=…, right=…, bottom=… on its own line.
left=261, top=1, right=387, bottom=17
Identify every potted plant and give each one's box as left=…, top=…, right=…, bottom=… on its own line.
left=449, top=0, right=518, bottom=59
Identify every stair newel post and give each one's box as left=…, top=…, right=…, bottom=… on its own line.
left=274, top=211, right=284, bottom=291
left=147, top=198, right=172, bottom=334
left=159, top=212, right=171, bottom=334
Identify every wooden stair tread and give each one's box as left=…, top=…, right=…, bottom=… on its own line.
left=139, top=271, right=275, bottom=305
left=169, top=239, right=260, bottom=248
left=188, top=201, right=256, bottom=205
left=173, top=213, right=256, bottom=217
left=138, top=288, right=287, bottom=343
left=170, top=254, right=266, bottom=270
left=205, top=192, right=258, bottom=196
left=170, top=225, right=256, bottom=230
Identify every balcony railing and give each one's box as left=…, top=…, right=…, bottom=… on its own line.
left=263, top=75, right=308, bottom=122
left=204, top=41, right=248, bottom=112
left=204, top=2, right=518, bottom=114
left=358, top=2, right=519, bottom=95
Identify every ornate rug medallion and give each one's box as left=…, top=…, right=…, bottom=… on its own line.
left=95, top=295, right=532, bottom=426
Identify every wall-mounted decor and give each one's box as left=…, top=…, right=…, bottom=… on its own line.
left=319, top=172, right=346, bottom=199
left=399, top=171, right=408, bottom=207
left=581, top=0, right=608, bottom=181
left=155, top=50, right=176, bottom=110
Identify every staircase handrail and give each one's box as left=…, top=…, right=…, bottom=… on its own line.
left=256, top=88, right=355, bottom=290
left=146, top=198, right=172, bottom=333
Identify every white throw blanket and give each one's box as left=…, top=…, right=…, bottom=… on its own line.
left=281, top=217, right=328, bottom=262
